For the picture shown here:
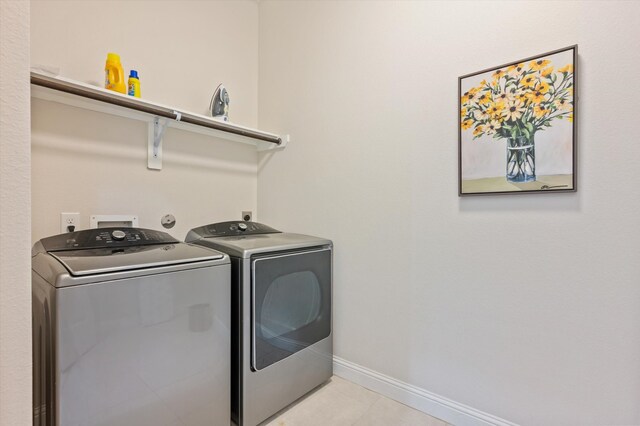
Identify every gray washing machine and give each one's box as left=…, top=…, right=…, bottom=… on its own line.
left=185, top=221, right=333, bottom=426
left=32, top=227, right=231, bottom=426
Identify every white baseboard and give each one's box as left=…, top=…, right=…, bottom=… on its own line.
left=333, top=356, right=519, bottom=426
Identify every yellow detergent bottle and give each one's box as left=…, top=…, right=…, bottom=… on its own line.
left=104, top=53, right=126, bottom=94
left=127, top=70, right=141, bottom=97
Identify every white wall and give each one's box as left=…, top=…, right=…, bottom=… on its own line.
left=30, top=0, right=260, bottom=242
left=258, top=1, right=640, bottom=425
left=0, top=1, right=32, bottom=424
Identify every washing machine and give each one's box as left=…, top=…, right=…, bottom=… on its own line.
left=185, top=221, right=333, bottom=426
left=32, top=227, right=231, bottom=426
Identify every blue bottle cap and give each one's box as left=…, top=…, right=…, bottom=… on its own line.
left=129, top=70, right=139, bottom=79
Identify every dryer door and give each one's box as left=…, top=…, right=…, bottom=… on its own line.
left=251, top=247, right=331, bottom=371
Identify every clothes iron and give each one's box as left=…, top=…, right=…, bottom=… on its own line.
left=209, top=84, right=230, bottom=121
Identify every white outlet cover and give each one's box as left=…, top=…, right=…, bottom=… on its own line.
left=60, top=212, right=80, bottom=233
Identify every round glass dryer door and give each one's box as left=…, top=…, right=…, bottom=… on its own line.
left=251, top=248, right=331, bottom=371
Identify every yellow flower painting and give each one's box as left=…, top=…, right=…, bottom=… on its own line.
left=459, top=46, right=577, bottom=195
left=529, top=59, right=550, bottom=71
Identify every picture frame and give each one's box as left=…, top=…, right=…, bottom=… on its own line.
left=458, top=45, right=577, bottom=196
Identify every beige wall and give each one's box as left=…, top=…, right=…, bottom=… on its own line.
left=31, top=0, right=258, bottom=121
left=30, top=0, right=260, bottom=242
left=258, top=1, right=640, bottom=424
left=0, top=1, right=32, bottom=424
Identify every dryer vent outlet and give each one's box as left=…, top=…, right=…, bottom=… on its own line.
left=242, top=211, right=252, bottom=222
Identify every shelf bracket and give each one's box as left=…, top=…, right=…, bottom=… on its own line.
left=148, top=117, right=169, bottom=170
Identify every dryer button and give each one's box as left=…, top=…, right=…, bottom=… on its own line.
left=238, top=223, right=248, bottom=231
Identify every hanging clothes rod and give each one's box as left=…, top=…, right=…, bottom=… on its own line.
left=30, top=71, right=283, bottom=146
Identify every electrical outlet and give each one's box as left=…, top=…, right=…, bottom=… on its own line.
left=60, top=213, right=80, bottom=233
left=242, top=211, right=252, bottom=221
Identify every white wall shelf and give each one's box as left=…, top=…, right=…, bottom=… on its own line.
left=30, top=71, right=287, bottom=170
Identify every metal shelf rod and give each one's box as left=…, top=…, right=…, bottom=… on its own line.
left=30, top=72, right=282, bottom=145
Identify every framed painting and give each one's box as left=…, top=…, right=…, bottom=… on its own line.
left=459, top=45, right=577, bottom=196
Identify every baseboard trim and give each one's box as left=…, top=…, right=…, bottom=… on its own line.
left=333, top=356, right=518, bottom=426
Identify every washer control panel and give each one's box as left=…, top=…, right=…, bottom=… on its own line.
left=191, top=221, right=281, bottom=238
left=40, top=228, right=179, bottom=251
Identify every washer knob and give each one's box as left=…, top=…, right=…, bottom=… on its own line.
left=238, top=223, right=248, bottom=231
left=112, top=230, right=126, bottom=241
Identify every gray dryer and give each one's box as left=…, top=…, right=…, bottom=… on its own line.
left=186, top=221, right=333, bottom=426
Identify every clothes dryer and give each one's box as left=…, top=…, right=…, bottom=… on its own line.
left=186, top=221, right=332, bottom=426
left=32, top=227, right=231, bottom=426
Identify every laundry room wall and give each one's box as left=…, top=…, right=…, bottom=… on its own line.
left=30, top=0, right=260, bottom=242
left=0, top=1, right=32, bottom=424
left=257, top=1, right=640, bottom=425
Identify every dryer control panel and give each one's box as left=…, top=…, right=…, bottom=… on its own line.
left=188, top=221, right=281, bottom=239
left=40, top=228, right=179, bottom=252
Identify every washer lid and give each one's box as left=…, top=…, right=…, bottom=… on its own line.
left=49, top=243, right=224, bottom=277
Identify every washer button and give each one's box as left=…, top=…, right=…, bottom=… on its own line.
left=238, top=223, right=248, bottom=231
left=111, top=230, right=126, bottom=241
